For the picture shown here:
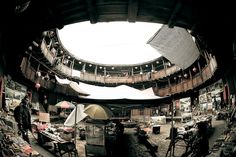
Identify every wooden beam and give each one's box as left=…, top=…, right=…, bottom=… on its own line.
left=86, top=0, right=98, bottom=24
left=168, top=0, right=182, bottom=28
left=128, top=0, right=139, bottom=22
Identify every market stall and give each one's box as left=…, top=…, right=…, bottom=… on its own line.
left=85, top=120, right=107, bottom=156
left=0, top=114, right=42, bottom=157
left=34, top=121, right=78, bottom=156
left=84, top=119, right=117, bottom=157
left=83, top=104, right=117, bottom=157
left=37, top=128, right=78, bottom=156
left=32, top=112, right=78, bottom=157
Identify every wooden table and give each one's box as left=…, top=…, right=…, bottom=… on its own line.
left=37, top=131, right=78, bottom=157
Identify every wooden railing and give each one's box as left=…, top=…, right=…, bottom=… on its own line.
left=40, top=40, right=181, bottom=84
left=79, top=65, right=180, bottom=84
left=26, top=40, right=219, bottom=97
left=20, top=57, right=79, bottom=96
left=155, top=56, right=217, bottom=96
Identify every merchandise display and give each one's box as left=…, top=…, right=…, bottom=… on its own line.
left=34, top=122, right=78, bottom=156
left=0, top=115, right=42, bottom=157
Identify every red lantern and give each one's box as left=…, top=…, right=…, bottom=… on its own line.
left=35, top=83, right=41, bottom=91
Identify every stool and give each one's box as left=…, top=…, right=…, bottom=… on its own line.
left=52, top=141, right=60, bottom=154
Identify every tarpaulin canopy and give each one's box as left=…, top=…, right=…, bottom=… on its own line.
left=78, top=83, right=160, bottom=100
left=55, top=76, right=171, bottom=104
left=55, top=75, right=89, bottom=96
left=147, top=25, right=200, bottom=70
left=69, top=81, right=90, bottom=96
left=55, top=75, right=71, bottom=84
left=77, top=83, right=170, bottom=104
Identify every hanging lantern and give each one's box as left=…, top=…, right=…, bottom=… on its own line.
left=36, top=71, right=41, bottom=77
left=193, top=67, right=197, bottom=72
left=42, top=31, right=47, bottom=36
left=35, top=83, right=41, bottom=91
left=28, top=46, right=32, bottom=51
left=184, top=73, right=188, bottom=78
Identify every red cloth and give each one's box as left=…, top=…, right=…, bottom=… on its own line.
left=37, top=123, right=48, bottom=131
left=22, top=145, right=33, bottom=154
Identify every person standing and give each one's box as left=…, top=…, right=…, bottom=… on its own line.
left=43, top=95, right=48, bottom=113
left=213, top=97, right=218, bottom=110
left=193, top=121, right=210, bottom=157
left=115, top=120, right=124, bottom=136
left=14, top=95, right=32, bottom=143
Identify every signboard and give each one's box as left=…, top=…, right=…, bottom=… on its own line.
left=179, top=97, right=191, bottom=112
left=39, top=112, right=50, bottom=123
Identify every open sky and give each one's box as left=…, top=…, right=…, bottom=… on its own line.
left=58, top=21, right=162, bottom=65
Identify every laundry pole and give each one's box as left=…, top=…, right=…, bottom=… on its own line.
left=171, top=100, right=174, bottom=156
left=74, top=104, right=78, bottom=145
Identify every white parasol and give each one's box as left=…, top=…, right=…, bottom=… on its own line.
left=64, top=104, right=87, bottom=126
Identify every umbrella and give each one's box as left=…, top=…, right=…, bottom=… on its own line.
left=84, top=104, right=113, bottom=120
left=64, top=104, right=87, bottom=126
left=55, top=101, right=75, bottom=109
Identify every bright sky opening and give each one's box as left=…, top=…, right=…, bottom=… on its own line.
left=58, top=21, right=162, bottom=65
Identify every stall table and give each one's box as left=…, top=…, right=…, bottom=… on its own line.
left=37, top=131, right=78, bottom=157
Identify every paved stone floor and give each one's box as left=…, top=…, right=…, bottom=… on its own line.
left=30, top=118, right=226, bottom=157
left=148, top=119, right=226, bottom=157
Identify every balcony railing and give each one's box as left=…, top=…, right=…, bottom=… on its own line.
left=41, top=39, right=181, bottom=84
left=23, top=39, right=218, bottom=97
left=20, top=57, right=79, bottom=96
left=155, top=56, right=217, bottom=96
